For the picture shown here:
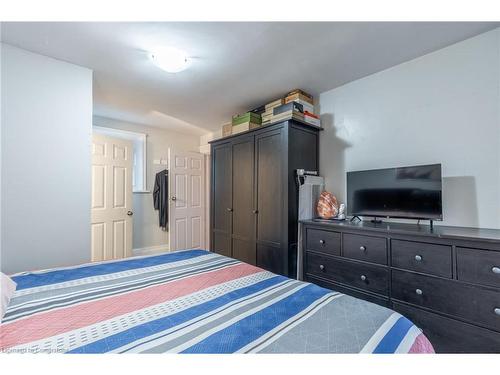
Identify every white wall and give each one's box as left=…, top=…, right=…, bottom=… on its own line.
left=1, top=44, right=93, bottom=273
left=93, top=116, right=201, bottom=251
left=199, top=129, right=222, bottom=154
left=319, top=29, right=500, bottom=229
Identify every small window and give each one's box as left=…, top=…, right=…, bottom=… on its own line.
left=93, top=126, right=148, bottom=193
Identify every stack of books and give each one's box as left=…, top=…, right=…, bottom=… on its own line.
left=271, top=102, right=305, bottom=123
left=220, top=89, right=321, bottom=136
left=303, top=111, right=320, bottom=127
left=261, top=98, right=284, bottom=125
left=284, top=89, right=313, bottom=104
left=222, top=122, right=232, bottom=137
left=250, top=104, right=266, bottom=115
left=284, top=89, right=320, bottom=128
left=231, top=111, right=262, bottom=134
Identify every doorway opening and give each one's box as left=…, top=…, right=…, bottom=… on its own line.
left=91, top=127, right=206, bottom=262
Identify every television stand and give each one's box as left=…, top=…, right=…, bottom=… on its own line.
left=350, top=216, right=384, bottom=224
left=300, top=219, right=500, bottom=353
left=419, top=219, right=435, bottom=230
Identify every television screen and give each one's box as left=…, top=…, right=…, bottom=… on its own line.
left=347, top=164, right=442, bottom=220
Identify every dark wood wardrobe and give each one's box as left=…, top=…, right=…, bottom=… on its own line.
left=209, top=120, right=320, bottom=277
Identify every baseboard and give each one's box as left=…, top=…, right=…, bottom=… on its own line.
left=133, top=244, right=170, bottom=256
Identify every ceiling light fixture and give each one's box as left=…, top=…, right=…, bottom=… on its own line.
left=150, top=47, right=189, bottom=73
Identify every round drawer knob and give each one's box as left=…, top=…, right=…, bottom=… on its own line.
left=319, top=264, right=325, bottom=271
left=494, top=308, right=500, bottom=316
left=319, top=239, right=325, bottom=245
left=415, top=255, right=423, bottom=262
left=492, top=267, right=500, bottom=274
left=415, top=289, right=423, bottom=295
left=359, top=246, right=366, bottom=251
left=360, top=275, right=367, bottom=281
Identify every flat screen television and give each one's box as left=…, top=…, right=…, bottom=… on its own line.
left=347, top=163, right=442, bottom=221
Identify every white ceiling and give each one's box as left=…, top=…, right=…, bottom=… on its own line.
left=1, top=22, right=498, bottom=135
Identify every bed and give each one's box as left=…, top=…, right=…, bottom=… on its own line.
left=0, top=250, right=434, bottom=354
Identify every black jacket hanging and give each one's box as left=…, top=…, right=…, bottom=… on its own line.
left=153, top=169, right=168, bottom=230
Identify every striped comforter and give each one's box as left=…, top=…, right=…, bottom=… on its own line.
left=0, top=250, right=434, bottom=353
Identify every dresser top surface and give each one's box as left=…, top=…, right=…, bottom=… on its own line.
left=300, top=219, right=500, bottom=243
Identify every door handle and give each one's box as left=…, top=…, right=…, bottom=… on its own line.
left=171, top=196, right=177, bottom=201
left=127, top=211, right=133, bottom=216
left=227, top=207, right=233, bottom=212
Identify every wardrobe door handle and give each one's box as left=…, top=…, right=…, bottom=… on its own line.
left=319, top=264, right=325, bottom=271
left=227, top=208, right=233, bottom=212
left=360, top=275, right=367, bottom=281
left=319, top=239, right=325, bottom=245
left=492, top=267, right=500, bottom=274
left=494, top=308, right=500, bottom=316
left=415, top=289, right=423, bottom=296
left=253, top=210, right=259, bottom=214
left=415, top=255, right=423, bottom=262
left=127, top=211, right=133, bottom=216
left=359, top=246, right=366, bottom=251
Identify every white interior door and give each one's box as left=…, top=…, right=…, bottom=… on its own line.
left=169, top=149, right=205, bottom=251
left=91, top=133, right=133, bottom=261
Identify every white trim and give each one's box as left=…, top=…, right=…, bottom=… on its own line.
left=93, top=125, right=146, bottom=139
left=132, top=244, right=170, bottom=256
left=199, top=144, right=210, bottom=155
left=205, top=154, right=211, bottom=250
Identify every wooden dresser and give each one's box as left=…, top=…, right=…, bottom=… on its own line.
left=301, top=220, right=500, bottom=353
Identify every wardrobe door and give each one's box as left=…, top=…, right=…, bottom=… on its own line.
left=255, top=129, right=285, bottom=275
left=231, top=136, right=256, bottom=265
left=211, top=142, right=232, bottom=257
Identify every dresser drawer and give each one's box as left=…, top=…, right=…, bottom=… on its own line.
left=307, top=275, right=390, bottom=307
left=391, top=239, right=452, bottom=278
left=392, top=270, right=500, bottom=332
left=393, top=302, right=500, bottom=353
left=457, top=247, right=500, bottom=289
left=306, top=252, right=389, bottom=296
left=306, top=228, right=341, bottom=256
left=343, top=233, right=387, bottom=265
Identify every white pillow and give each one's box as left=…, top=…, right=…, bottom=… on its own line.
left=1, top=272, right=17, bottom=319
